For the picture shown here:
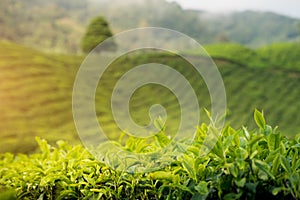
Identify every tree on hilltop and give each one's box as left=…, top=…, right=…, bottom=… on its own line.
left=80, top=16, right=116, bottom=53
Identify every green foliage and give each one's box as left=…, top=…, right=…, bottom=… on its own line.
left=0, top=112, right=299, bottom=199
left=203, top=43, right=268, bottom=68
left=257, top=43, right=300, bottom=70
left=80, top=16, right=116, bottom=53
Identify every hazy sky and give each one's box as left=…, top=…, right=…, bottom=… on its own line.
left=166, top=0, right=300, bottom=18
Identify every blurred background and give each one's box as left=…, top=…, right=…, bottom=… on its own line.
left=0, top=0, right=300, bottom=153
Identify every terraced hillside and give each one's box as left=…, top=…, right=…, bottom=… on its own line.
left=130, top=51, right=300, bottom=137
left=257, top=43, right=300, bottom=70
left=0, top=41, right=300, bottom=153
left=0, top=41, right=83, bottom=153
left=204, top=43, right=300, bottom=134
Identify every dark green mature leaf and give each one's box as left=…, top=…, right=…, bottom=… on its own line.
left=208, top=126, right=225, bottom=160
left=181, top=156, right=197, bottom=181
left=268, top=132, right=281, bottom=151
left=291, top=148, right=298, bottom=172
left=223, top=192, right=242, bottom=200
left=265, top=148, right=280, bottom=163
left=194, top=181, right=208, bottom=194
left=248, top=135, right=264, bottom=152
left=296, top=159, right=300, bottom=170
left=253, top=159, right=275, bottom=180
left=271, top=154, right=281, bottom=175
left=289, top=172, right=300, bottom=188
left=192, top=193, right=207, bottom=200
left=194, top=181, right=209, bottom=199
left=234, top=178, right=246, bottom=188
left=280, top=156, right=292, bottom=173
left=228, top=164, right=239, bottom=178
left=272, top=187, right=285, bottom=196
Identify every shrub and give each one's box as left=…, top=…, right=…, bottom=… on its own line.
left=80, top=16, right=116, bottom=53
left=0, top=110, right=299, bottom=199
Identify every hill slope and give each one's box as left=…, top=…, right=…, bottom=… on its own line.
left=0, top=41, right=300, bottom=153
left=0, top=41, right=82, bottom=152
left=257, top=43, right=300, bottom=70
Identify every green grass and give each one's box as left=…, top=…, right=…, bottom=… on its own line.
left=0, top=41, right=300, bottom=154
left=0, top=111, right=299, bottom=199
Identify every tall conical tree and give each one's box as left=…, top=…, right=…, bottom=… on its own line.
left=80, top=16, right=116, bottom=53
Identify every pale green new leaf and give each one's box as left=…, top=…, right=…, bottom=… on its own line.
left=254, top=109, right=266, bottom=130
left=280, top=156, right=292, bottom=173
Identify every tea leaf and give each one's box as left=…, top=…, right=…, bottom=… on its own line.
left=254, top=109, right=266, bottom=130
left=154, top=132, right=170, bottom=148
left=268, top=132, right=281, bottom=151
left=253, top=159, right=275, bottom=180
left=280, top=156, right=292, bottom=173
left=234, top=178, right=246, bottom=188
left=272, top=187, right=285, bottom=196
left=271, top=154, right=281, bottom=175
left=194, top=181, right=208, bottom=195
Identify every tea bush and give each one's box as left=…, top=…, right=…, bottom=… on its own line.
left=0, top=110, right=299, bottom=199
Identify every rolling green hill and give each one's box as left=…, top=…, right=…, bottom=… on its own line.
left=200, top=43, right=268, bottom=68
left=0, top=40, right=300, bottom=154
left=204, top=42, right=300, bottom=70
left=0, top=40, right=82, bottom=153
left=257, top=43, right=300, bottom=70
left=200, top=43, right=300, bottom=136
